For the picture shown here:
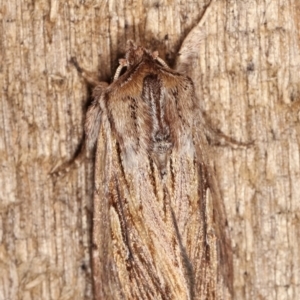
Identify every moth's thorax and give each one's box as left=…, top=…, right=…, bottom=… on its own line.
left=107, top=56, right=195, bottom=178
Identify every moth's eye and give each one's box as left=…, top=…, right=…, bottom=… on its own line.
left=135, top=47, right=143, bottom=58
left=126, top=47, right=144, bottom=66
left=126, top=50, right=135, bottom=65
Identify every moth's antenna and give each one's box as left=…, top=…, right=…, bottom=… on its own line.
left=114, top=59, right=127, bottom=81
left=152, top=51, right=169, bottom=68
left=156, top=57, right=169, bottom=68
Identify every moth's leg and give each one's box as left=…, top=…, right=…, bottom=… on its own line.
left=49, top=141, right=87, bottom=178
left=200, top=111, right=253, bottom=148
left=70, top=57, right=104, bottom=87
left=50, top=58, right=107, bottom=178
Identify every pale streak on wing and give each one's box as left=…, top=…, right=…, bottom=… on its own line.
left=92, top=106, right=124, bottom=300
left=193, top=126, right=233, bottom=298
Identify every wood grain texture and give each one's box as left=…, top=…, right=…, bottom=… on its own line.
left=1, top=0, right=300, bottom=299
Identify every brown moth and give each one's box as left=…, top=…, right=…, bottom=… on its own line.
left=85, top=40, right=233, bottom=299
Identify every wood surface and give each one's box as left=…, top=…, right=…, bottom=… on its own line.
left=1, top=0, right=300, bottom=299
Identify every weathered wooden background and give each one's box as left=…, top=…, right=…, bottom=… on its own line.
left=1, top=0, right=300, bottom=299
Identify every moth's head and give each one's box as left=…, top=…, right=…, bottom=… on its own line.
left=125, top=40, right=150, bottom=66
left=112, top=40, right=167, bottom=82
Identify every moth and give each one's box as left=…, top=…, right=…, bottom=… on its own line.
left=81, top=40, right=233, bottom=299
